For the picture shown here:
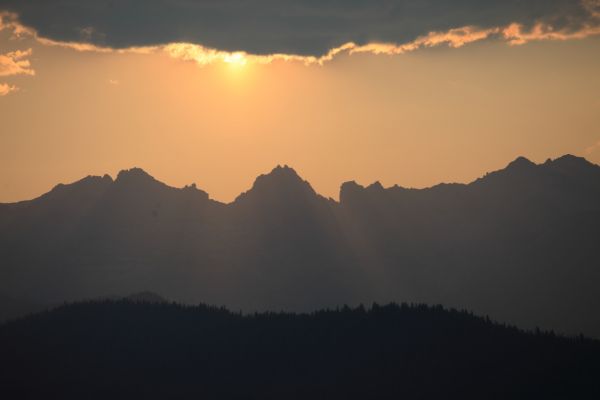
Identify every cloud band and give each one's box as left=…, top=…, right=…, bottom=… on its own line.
left=0, top=0, right=599, bottom=57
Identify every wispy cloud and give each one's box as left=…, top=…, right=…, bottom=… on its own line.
left=0, top=12, right=35, bottom=88
left=35, top=36, right=155, bottom=55
left=0, top=48, right=34, bottom=76
left=502, top=22, right=600, bottom=45
left=0, top=82, right=17, bottom=96
left=0, top=11, right=34, bottom=38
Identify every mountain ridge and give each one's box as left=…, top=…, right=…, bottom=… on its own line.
left=2, top=154, right=597, bottom=207
left=1, top=154, right=600, bottom=337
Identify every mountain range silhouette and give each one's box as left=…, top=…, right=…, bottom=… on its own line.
left=1, top=155, right=599, bottom=336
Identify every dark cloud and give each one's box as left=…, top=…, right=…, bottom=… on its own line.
left=0, top=0, right=597, bottom=55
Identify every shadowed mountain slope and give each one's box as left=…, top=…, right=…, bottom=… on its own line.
left=1, top=156, right=599, bottom=336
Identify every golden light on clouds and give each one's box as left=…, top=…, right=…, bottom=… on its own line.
left=3, top=8, right=600, bottom=71
left=0, top=82, right=17, bottom=96
left=0, top=11, right=33, bottom=38
left=223, top=52, right=247, bottom=66
left=162, top=43, right=318, bottom=66
left=502, top=22, right=600, bottom=45
left=0, top=48, right=35, bottom=77
left=163, top=43, right=248, bottom=66
left=346, top=26, right=500, bottom=56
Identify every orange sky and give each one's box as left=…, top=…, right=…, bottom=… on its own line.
left=1, top=19, right=600, bottom=203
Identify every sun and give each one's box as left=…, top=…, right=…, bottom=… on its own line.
left=223, top=52, right=247, bottom=66
left=218, top=51, right=255, bottom=86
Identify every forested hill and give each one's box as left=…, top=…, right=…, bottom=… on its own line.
left=1, top=300, right=599, bottom=399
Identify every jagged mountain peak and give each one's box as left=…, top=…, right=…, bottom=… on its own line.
left=262, top=164, right=304, bottom=182
left=501, top=154, right=598, bottom=176
left=340, top=180, right=363, bottom=191
left=255, top=165, right=310, bottom=188
left=339, top=180, right=390, bottom=205
left=339, top=181, right=365, bottom=205
left=550, top=154, right=587, bottom=164
left=544, top=154, right=597, bottom=170
left=505, top=156, right=536, bottom=171
left=52, top=174, right=113, bottom=190
left=115, top=167, right=156, bottom=183
left=112, top=167, right=176, bottom=195
left=366, top=181, right=385, bottom=191
left=42, top=174, right=113, bottom=202
left=235, top=165, right=317, bottom=203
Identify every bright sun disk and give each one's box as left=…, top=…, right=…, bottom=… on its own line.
left=223, top=52, right=247, bottom=66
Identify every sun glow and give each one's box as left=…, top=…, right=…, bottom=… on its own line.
left=223, top=52, right=247, bottom=66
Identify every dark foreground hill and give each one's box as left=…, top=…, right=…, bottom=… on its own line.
left=0, top=301, right=599, bottom=400
left=1, top=155, right=600, bottom=336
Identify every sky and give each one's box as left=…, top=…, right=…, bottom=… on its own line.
left=1, top=1, right=600, bottom=203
